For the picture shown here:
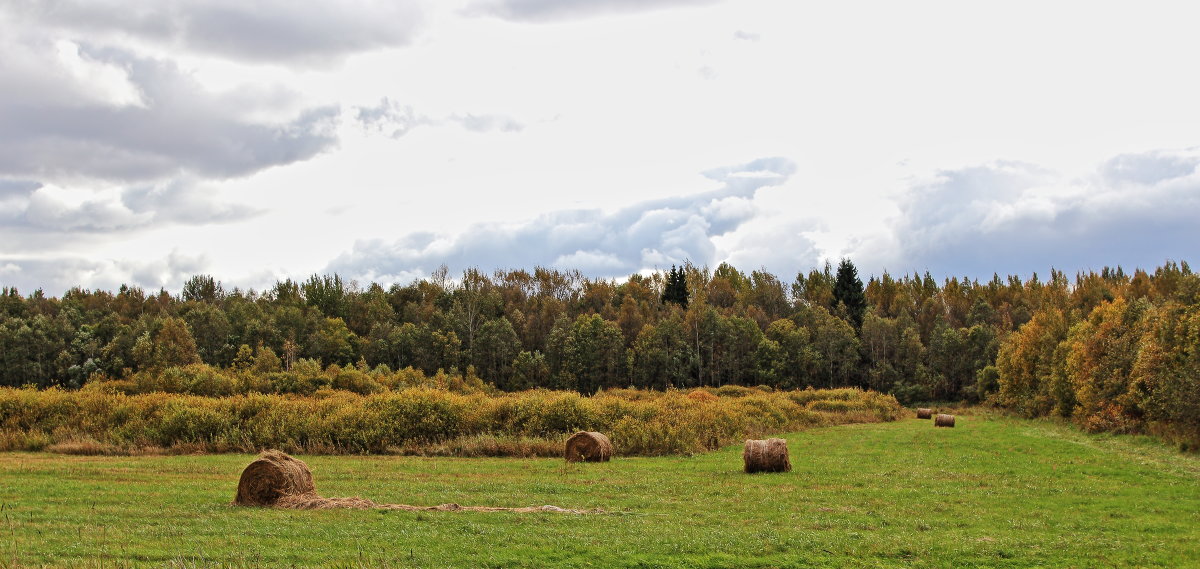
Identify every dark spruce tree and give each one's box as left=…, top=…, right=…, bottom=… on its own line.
left=833, top=258, right=866, bottom=329
left=661, top=265, right=689, bottom=309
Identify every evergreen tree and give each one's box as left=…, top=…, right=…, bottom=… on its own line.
left=833, top=258, right=867, bottom=329
left=661, top=266, right=689, bottom=309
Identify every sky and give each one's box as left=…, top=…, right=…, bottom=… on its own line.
left=1, top=0, right=1198, bottom=294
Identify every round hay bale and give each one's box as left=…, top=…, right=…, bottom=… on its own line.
left=916, top=408, right=934, bottom=419
left=743, top=438, right=791, bottom=473
left=934, top=414, right=956, bottom=428
left=234, top=450, right=317, bottom=506
left=564, top=431, right=613, bottom=462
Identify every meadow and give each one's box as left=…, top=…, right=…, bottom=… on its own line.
left=1, top=412, right=1197, bottom=568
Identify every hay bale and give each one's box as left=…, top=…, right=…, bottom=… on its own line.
left=916, top=408, right=934, bottom=419
left=233, top=450, right=317, bottom=506
left=743, top=438, right=791, bottom=473
left=564, top=431, right=613, bottom=462
left=934, top=414, right=956, bottom=428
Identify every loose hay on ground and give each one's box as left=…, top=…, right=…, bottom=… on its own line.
left=743, top=438, right=791, bottom=473
left=564, top=431, right=613, bottom=462
left=233, top=450, right=601, bottom=514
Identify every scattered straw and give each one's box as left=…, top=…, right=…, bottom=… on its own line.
left=233, top=450, right=601, bottom=514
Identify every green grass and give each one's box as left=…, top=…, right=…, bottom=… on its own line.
left=1, top=414, right=1197, bottom=568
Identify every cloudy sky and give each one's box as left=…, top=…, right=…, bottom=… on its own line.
left=2, top=0, right=1198, bottom=293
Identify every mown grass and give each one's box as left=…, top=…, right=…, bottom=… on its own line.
left=0, top=413, right=1197, bottom=568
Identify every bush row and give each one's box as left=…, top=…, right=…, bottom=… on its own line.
left=0, top=386, right=904, bottom=456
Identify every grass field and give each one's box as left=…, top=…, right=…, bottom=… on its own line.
left=1, top=413, right=1197, bottom=568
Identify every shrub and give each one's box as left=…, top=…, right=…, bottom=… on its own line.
left=806, top=399, right=866, bottom=413
left=715, top=385, right=754, bottom=398
left=687, top=390, right=720, bottom=402
left=0, top=385, right=904, bottom=456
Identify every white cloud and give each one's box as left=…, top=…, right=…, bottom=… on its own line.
left=465, top=0, right=721, bottom=22
left=0, top=250, right=209, bottom=293
left=552, top=250, right=626, bottom=272
left=0, top=178, right=259, bottom=253
left=324, top=157, right=797, bottom=283
left=354, top=98, right=524, bottom=138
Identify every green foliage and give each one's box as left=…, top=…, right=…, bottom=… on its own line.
left=548, top=314, right=624, bottom=394
left=628, top=316, right=689, bottom=390
left=302, top=274, right=348, bottom=319
left=180, top=274, right=224, bottom=303
left=307, top=317, right=358, bottom=365
left=803, top=306, right=862, bottom=388
left=133, top=317, right=201, bottom=371
left=762, top=319, right=817, bottom=389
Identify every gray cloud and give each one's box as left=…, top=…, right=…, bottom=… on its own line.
left=3, top=1, right=426, bottom=65
left=121, top=180, right=262, bottom=226
left=879, top=149, right=1200, bottom=279
left=0, top=179, right=41, bottom=197
left=0, top=42, right=339, bottom=184
left=0, top=31, right=328, bottom=237
left=325, top=156, right=797, bottom=283
left=466, top=0, right=722, bottom=22
left=1101, top=150, right=1199, bottom=186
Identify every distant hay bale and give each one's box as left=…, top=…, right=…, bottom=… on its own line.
left=916, top=408, right=934, bottom=419
left=234, top=450, right=317, bottom=506
left=934, top=414, right=956, bottom=428
left=564, top=431, right=613, bottom=462
left=743, top=438, right=791, bottom=473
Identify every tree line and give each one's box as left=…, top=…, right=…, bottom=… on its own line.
left=1, top=260, right=1196, bottom=445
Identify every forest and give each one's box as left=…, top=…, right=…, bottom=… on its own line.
left=1, top=259, right=1198, bottom=447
